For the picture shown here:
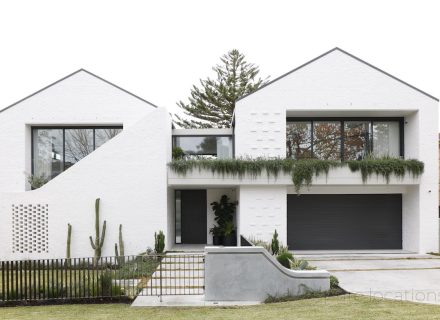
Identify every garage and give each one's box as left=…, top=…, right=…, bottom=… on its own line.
left=287, top=194, right=402, bottom=250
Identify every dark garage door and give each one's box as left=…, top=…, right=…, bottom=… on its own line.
left=287, top=194, right=402, bottom=250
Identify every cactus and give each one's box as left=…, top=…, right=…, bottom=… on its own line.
left=114, top=224, right=125, bottom=266
left=154, top=230, right=165, bottom=254
left=89, top=198, right=106, bottom=266
left=66, top=223, right=72, bottom=267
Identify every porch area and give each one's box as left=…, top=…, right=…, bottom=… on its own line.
left=167, top=187, right=239, bottom=248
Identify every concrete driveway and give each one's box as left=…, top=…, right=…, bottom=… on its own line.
left=298, top=253, right=440, bottom=305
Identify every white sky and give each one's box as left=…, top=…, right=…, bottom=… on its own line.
left=0, top=0, right=439, bottom=122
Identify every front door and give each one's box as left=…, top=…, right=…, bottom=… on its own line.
left=180, top=190, right=207, bottom=244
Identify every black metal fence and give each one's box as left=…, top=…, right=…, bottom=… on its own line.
left=0, top=253, right=204, bottom=305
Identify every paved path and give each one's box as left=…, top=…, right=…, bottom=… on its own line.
left=308, top=254, right=440, bottom=304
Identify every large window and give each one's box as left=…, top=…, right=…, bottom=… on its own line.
left=32, top=127, right=122, bottom=180
left=286, top=118, right=402, bottom=160
left=173, top=136, right=233, bottom=159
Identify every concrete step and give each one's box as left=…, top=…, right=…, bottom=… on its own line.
left=149, top=278, right=204, bottom=286
left=138, top=288, right=204, bottom=295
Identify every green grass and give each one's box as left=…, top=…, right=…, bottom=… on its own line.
left=1, top=295, right=440, bottom=320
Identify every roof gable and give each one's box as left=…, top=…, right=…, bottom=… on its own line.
left=0, top=69, right=158, bottom=113
left=238, top=47, right=438, bottom=102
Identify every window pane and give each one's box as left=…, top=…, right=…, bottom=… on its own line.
left=216, top=137, right=233, bottom=159
left=344, top=121, right=371, bottom=160
left=373, top=122, right=400, bottom=157
left=174, top=136, right=233, bottom=158
left=64, top=129, right=94, bottom=169
left=95, top=128, right=122, bottom=149
left=33, top=129, right=63, bottom=179
left=313, top=121, right=341, bottom=160
left=286, top=122, right=312, bottom=159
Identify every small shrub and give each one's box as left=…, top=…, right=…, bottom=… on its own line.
left=99, top=270, right=113, bottom=296
left=271, top=230, right=280, bottom=255
left=154, top=231, right=165, bottom=254
left=330, top=275, right=339, bottom=289
left=291, top=259, right=316, bottom=270
left=172, top=147, right=185, bottom=160
left=276, top=251, right=293, bottom=269
left=26, top=172, right=49, bottom=189
left=265, top=288, right=345, bottom=303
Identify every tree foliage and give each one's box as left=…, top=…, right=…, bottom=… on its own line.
left=174, top=49, right=268, bottom=128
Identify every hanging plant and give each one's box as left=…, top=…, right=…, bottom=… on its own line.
left=168, top=157, right=424, bottom=193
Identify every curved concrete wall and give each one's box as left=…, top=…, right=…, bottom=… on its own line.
left=204, top=247, right=330, bottom=301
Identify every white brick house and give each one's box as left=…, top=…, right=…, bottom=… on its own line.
left=0, top=48, right=438, bottom=260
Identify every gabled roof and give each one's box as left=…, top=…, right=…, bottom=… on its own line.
left=237, top=47, right=438, bottom=102
left=0, top=69, right=159, bottom=113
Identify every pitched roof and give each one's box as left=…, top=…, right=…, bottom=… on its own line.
left=0, top=69, right=159, bottom=113
left=237, top=47, right=438, bottom=102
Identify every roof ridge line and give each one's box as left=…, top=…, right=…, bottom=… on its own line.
left=0, top=69, right=159, bottom=114
left=236, top=47, right=438, bottom=102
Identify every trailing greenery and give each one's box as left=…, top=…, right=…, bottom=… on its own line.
left=169, top=157, right=424, bottom=193
left=347, top=157, right=424, bottom=183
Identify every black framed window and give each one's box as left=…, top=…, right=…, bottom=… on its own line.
left=313, top=121, right=341, bottom=160
left=173, top=135, right=233, bottom=159
left=286, top=122, right=312, bottom=159
left=32, top=126, right=122, bottom=180
left=286, top=118, right=403, bottom=160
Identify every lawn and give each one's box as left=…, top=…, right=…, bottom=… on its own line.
left=1, top=295, right=440, bottom=320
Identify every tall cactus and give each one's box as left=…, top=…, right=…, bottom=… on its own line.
left=89, top=198, right=106, bottom=266
left=114, top=224, right=125, bottom=266
left=66, top=223, right=72, bottom=267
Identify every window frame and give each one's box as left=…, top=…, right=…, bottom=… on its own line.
left=172, top=134, right=235, bottom=158
left=31, top=125, right=123, bottom=176
left=286, top=117, right=404, bottom=160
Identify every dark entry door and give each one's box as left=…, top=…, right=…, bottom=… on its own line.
left=181, top=190, right=207, bottom=244
left=287, top=194, right=402, bottom=250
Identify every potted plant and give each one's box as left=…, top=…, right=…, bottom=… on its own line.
left=209, top=225, right=223, bottom=245
left=210, top=195, right=237, bottom=246
left=223, top=220, right=236, bottom=246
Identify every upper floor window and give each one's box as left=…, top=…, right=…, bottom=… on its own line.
left=173, top=135, right=233, bottom=159
left=286, top=118, right=402, bottom=160
left=32, top=127, right=122, bottom=180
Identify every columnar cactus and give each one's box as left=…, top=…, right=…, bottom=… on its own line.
left=154, top=230, right=165, bottom=254
left=89, top=198, right=106, bottom=266
left=114, top=224, right=125, bottom=266
left=66, top=223, right=72, bottom=267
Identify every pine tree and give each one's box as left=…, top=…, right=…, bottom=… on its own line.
left=174, top=49, right=268, bottom=128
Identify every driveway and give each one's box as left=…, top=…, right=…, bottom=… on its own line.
left=301, top=254, right=440, bottom=304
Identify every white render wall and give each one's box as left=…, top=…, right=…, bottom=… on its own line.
left=234, top=49, right=438, bottom=253
left=0, top=70, right=155, bottom=193
left=0, top=70, right=172, bottom=260
left=238, top=186, right=287, bottom=246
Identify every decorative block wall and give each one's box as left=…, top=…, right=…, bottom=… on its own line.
left=12, top=204, right=49, bottom=254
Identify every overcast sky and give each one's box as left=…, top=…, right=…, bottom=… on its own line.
left=0, top=0, right=438, bottom=121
